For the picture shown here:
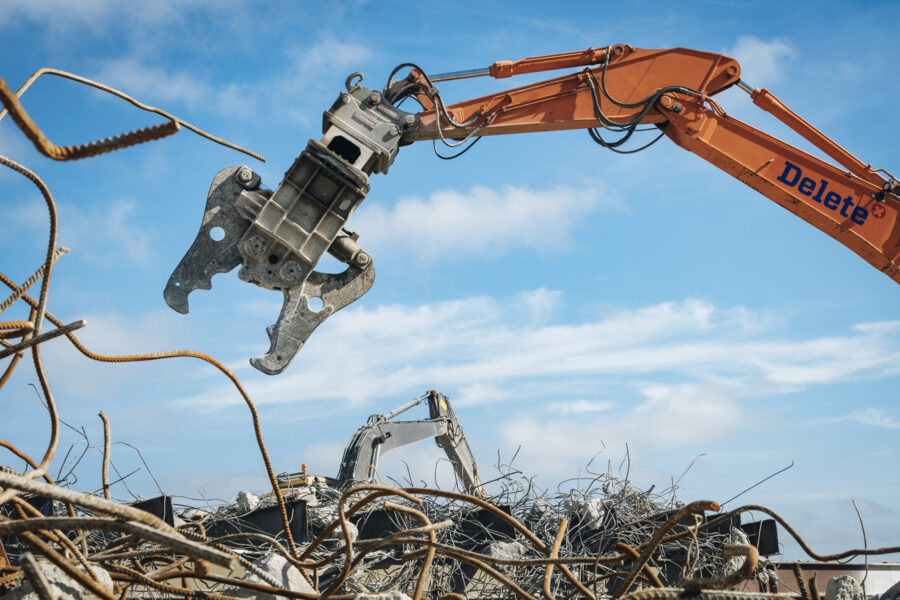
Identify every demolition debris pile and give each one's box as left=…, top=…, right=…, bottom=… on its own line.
left=2, top=71, right=900, bottom=599
left=2, top=459, right=900, bottom=600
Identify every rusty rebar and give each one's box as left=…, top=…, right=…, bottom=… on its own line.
left=808, top=576, right=820, bottom=600
left=98, top=411, right=111, bottom=500
left=683, top=545, right=758, bottom=591
left=0, top=68, right=264, bottom=162
left=0, top=154, right=60, bottom=497
left=0, top=517, right=233, bottom=567
left=0, top=271, right=298, bottom=564
left=615, top=500, right=720, bottom=598
left=615, top=542, right=663, bottom=589
left=544, top=517, right=568, bottom=600
left=18, top=530, right=117, bottom=600
left=0, top=247, right=67, bottom=316
left=619, top=590, right=785, bottom=600
left=793, top=563, right=809, bottom=600
left=0, top=319, right=86, bottom=360
left=0, top=75, right=179, bottom=160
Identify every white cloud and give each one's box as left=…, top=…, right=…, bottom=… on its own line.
left=92, top=58, right=211, bottom=108
left=71, top=200, right=153, bottom=265
left=90, top=58, right=255, bottom=116
left=286, top=36, right=372, bottom=79
left=499, top=383, right=742, bottom=478
left=519, top=288, right=563, bottom=322
left=84, top=36, right=372, bottom=124
left=547, top=400, right=614, bottom=414
left=845, top=408, right=900, bottom=430
left=177, top=293, right=900, bottom=413
left=12, top=198, right=153, bottom=266
left=727, top=35, right=796, bottom=83
left=453, top=382, right=514, bottom=407
left=353, top=184, right=624, bottom=260
left=0, top=0, right=243, bottom=30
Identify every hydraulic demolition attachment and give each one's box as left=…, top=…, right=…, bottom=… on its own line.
left=164, top=74, right=418, bottom=374
left=166, top=45, right=900, bottom=374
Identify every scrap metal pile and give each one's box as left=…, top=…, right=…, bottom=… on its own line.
left=1, top=71, right=900, bottom=599
left=2, top=455, right=900, bottom=600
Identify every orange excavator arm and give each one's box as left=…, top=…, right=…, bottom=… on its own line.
left=166, top=43, right=899, bottom=374
left=397, top=44, right=900, bottom=283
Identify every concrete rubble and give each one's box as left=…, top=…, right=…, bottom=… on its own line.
left=881, top=580, right=900, bottom=600
left=236, top=490, right=261, bottom=513
left=825, top=575, right=864, bottom=600
left=352, top=592, right=412, bottom=600
left=4, top=559, right=113, bottom=600
left=224, top=553, right=316, bottom=599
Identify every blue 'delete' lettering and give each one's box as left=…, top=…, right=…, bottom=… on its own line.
left=776, top=161, right=868, bottom=225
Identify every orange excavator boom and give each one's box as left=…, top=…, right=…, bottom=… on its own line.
left=166, top=43, right=900, bottom=374
left=397, top=44, right=900, bottom=283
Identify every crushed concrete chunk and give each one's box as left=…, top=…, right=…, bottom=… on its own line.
left=353, top=592, right=413, bottom=600
left=564, top=497, right=607, bottom=530
left=180, top=507, right=210, bottom=520
left=880, top=580, right=900, bottom=600
left=725, top=527, right=751, bottom=574
left=487, top=540, right=525, bottom=560
left=6, top=559, right=113, bottom=600
left=237, top=490, right=261, bottom=512
left=825, top=575, right=863, bottom=600
left=309, top=505, right=358, bottom=542
left=225, top=552, right=315, bottom=599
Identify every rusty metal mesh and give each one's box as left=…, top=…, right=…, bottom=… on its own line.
left=1, top=69, right=898, bottom=600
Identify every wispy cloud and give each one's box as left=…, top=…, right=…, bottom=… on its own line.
left=90, top=57, right=255, bottom=116
left=727, top=35, right=796, bottom=83
left=547, top=400, right=614, bottom=414
left=285, top=36, right=372, bottom=80
left=0, top=0, right=243, bottom=31
left=92, top=58, right=211, bottom=108
left=843, top=408, right=900, bottom=430
left=177, top=293, right=900, bottom=413
left=353, top=184, right=624, bottom=261
left=85, top=34, right=374, bottom=123
left=499, top=382, right=743, bottom=477
left=12, top=198, right=153, bottom=266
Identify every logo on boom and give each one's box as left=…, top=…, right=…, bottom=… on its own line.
left=776, top=161, right=868, bottom=225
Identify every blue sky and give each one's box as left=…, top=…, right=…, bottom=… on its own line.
left=1, top=1, right=899, bottom=560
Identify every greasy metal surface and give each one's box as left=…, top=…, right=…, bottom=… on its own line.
left=252, top=260, right=374, bottom=374
left=166, top=82, right=415, bottom=374
left=164, top=159, right=375, bottom=375
left=164, top=166, right=254, bottom=314
left=234, top=142, right=368, bottom=292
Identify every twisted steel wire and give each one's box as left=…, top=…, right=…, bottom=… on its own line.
left=0, top=69, right=264, bottom=162
left=3, top=63, right=900, bottom=600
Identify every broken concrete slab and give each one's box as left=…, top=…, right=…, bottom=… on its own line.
left=224, top=552, right=315, bottom=599
left=880, top=580, right=900, bottom=600
left=237, top=490, right=261, bottom=513
left=5, top=559, right=113, bottom=600
left=353, top=592, right=413, bottom=600
left=825, top=575, right=864, bottom=600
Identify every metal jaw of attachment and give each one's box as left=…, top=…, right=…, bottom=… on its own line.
left=164, top=80, right=413, bottom=374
